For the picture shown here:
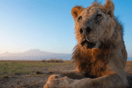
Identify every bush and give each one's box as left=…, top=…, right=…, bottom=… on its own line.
left=41, top=58, right=63, bottom=63
left=41, top=59, right=46, bottom=62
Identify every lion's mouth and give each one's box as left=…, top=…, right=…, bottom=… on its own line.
left=81, top=40, right=95, bottom=49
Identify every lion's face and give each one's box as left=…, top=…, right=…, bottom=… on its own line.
left=75, top=7, right=110, bottom=49
left=71, top=1, right=115, bottom=49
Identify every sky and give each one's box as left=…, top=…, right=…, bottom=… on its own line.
left=0, top=0, right=132, bottom=56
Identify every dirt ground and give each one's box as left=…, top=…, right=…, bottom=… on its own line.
left=0, top=63, right=74, bottom=88
left=0, top=62, right=132, bottom=88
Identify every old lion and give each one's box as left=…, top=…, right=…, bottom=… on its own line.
left=44, top=0, right=129, bottom=88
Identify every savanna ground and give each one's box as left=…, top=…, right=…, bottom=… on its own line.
left=0, top=60, right=132, bottom=88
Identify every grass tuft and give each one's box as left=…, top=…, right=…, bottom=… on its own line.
left=2, top=75, right=9, bottom=78
left=35, top=71, right=43, bottom=74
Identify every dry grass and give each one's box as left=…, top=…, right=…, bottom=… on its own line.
left=0, top=61, right=132, bottom=88
left=0, top=60, right=72, bottom=77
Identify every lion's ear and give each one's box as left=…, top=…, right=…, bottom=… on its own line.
left=104, top=0, right=114, bottom=18
left=71, top=6, right=84, bottom=21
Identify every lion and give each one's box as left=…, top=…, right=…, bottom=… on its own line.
left=44, top=0, right=129, bottom=88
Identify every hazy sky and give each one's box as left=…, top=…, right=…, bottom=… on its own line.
left=0, top=0, right=132, bottom=56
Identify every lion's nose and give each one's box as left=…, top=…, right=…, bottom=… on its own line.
left=80, top=26, right=92, bottom=34
left=86, top=26, right=92, bottom=34
left=80, top=28, right=83, bottom=34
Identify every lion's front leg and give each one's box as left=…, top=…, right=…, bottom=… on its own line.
left=44, top=74, right=128, bottom=88
left=44, top=74, right=91, bottom=88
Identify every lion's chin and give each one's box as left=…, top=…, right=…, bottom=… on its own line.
left=81, top=40, right=96, bottom=49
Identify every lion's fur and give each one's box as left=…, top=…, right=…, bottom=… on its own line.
left=44, top=0, right=128, bottom=88
left=72, top=45, right=110, bottom=78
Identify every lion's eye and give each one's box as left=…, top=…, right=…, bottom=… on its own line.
left=78, top=16, right=82, bottom=21
left=96, top=14, right=102, bottom=19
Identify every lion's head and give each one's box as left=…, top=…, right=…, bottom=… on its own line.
left=71, top=0, right=119, bottom=49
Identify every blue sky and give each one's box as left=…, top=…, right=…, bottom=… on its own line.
left=0, top=0, right=132, bottom=56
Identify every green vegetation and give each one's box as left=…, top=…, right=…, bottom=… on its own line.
left=0, top=60, right=72, bottom=77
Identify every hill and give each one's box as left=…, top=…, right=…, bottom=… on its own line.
left=0, top=49, right=72, bottom=60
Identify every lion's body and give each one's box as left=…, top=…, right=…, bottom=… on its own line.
left=44, top=1, right=129, bottom=88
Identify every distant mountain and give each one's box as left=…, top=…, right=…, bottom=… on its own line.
left=0, top=49, right=131, bottom=61
left=0, top=49, right=72, bottom=60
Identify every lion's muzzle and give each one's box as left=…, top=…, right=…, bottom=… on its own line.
left=81, top=39, right=95, bottom=49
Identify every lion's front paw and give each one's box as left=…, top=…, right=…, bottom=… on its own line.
left=44, top=74, right=73, bottom=88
